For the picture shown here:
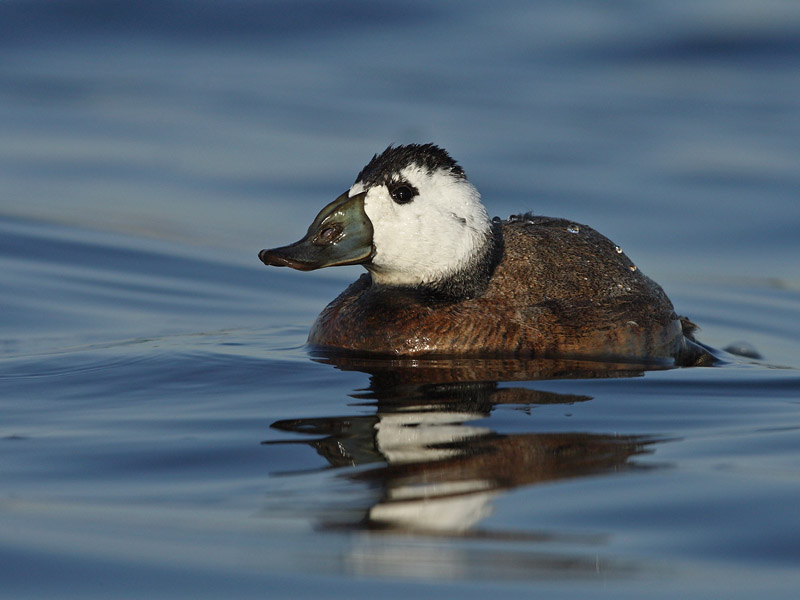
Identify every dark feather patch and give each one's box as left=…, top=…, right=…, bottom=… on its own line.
left=355, top=143, right=466, bottom=187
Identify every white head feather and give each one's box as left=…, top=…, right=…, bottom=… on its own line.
left=349, top=162, right=492, bottom=287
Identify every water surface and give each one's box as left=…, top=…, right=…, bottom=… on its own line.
left=2, top=2, right=800, bottom=598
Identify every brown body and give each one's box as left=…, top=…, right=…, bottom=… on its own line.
left=310, top=216, right=702, bottom=363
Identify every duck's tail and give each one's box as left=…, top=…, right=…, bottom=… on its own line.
left=676, top=316, right=718, bottom=367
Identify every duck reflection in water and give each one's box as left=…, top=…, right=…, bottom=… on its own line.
left=264, top=354, right=668, bottom=535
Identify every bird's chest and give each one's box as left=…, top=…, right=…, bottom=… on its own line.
left=308, top=289, right=511, bottom=354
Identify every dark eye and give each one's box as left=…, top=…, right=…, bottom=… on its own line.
left=390, top=185, right=416, bottom=205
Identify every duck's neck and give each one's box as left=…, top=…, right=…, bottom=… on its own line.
left=368, top=221, right=503, bottom=304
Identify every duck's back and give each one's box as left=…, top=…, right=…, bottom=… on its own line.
left=309, top=216, right=689, bottom=361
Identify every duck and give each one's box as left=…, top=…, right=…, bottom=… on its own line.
left=259, top=143, right=711, bottom=365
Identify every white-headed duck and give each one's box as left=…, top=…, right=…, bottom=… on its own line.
left=260, top=144, right=711, bottom=365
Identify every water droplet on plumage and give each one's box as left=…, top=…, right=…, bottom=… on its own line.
left=567, top=224, right=580, bottom=234
left=629, top=265, right=637, bottom=272
left=615, top=246, right=623, bottom=254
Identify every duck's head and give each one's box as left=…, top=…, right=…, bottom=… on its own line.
left=259, top=144, right=492, bottom=287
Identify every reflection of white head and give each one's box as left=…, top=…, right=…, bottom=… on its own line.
left=348, top=145, right=492, bottom=287
left=370, top=408, right=496, bottom=532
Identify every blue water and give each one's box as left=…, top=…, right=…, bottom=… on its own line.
left=2, top=2, right=800, bottom=598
